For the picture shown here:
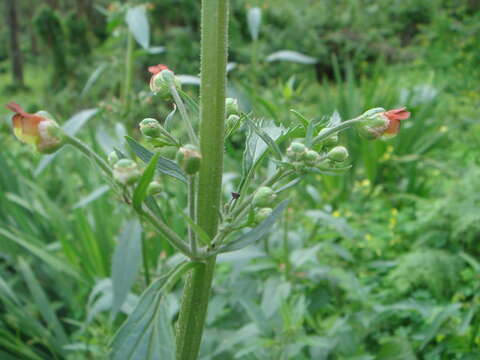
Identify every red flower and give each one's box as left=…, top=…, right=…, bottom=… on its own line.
left=148, top=64, right=170, bottom=75
left=6, top=102, right=64, bottom=153
left=6, top=102, right=46, bottom=145
left=384, top=107, right=411, bottom=136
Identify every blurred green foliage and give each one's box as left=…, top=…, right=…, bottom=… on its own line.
left=1, top=0, right=480, bottom=359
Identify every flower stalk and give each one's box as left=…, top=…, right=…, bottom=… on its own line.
left=175, top=0, right=230, bottom=358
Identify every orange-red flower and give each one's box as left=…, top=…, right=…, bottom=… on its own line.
left=384, top=107, right=411, bottom=136
left=148, top=64, right=181, bottom=98
left=357, top=107, right=411, bottom=140
left=148, top=64, right=170, bottom=75
left=6, top=102, right=64, bottom=153
left=6, top=102, right=46, bottom=145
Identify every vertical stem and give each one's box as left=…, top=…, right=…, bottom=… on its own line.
left=187, top=175, right=197, bottom=255
left=175, top=0, right=229, bottom=359
left=123, top=32, right=134, bottom=113
left=141, top=235, right=151, bottom=286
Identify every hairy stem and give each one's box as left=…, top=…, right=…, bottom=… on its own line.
left=175, top=0, right=229, bottom=359
left=188, top=175, right=197, bottom=256
left=170, top=85, right=198, bottom=145
left=64, top=135, right=112, bottom=177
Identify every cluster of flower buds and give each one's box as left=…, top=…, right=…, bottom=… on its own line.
left=286, top=140, right=349, bottom=171
left=356, top=107, right=411, bottom=140
left=6, top=103, right=65, bottom=154
left=148, top=64, right=182, bottom=99
left=252, top=186, right=276, bottom=224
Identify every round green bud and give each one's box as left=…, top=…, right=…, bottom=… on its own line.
left=327, top=146, right=349, bottom=162
left=225, top=98, right=240, bottom=117
left=304, top=149, right=320, bottom=164
left=356, top=107, right=389, bottom=140
left=37, top=120, right=65, bottom=154
left=108, top=151, right=119, bottom=166
left=317, top=128, right=339, bottom=147
left=226, top=114, right=240, bottom=128
left=139, top=118, right=162, bottom=138
left=176, top=145, right=202, bottom=175
left=286, top=142, right=307, bottom=160
left=113, top=159, right=141, bottom=186
left=150, top=69, right=182, bottom=99
left=255, top=207, right=273, bottom=223
left=253, top=186, right=277, bottom=207
left=147, top=180, right=162, bottom=196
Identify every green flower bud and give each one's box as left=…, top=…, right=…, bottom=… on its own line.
left=139, top=118, right=162, bottom=138
left=113, top=159, right=141, bottom=186
left=255, top=207, right=273, bottom=223
left=286, top=142, right=306, bottom=160
left=253, top=186, right=276, bottom=207
left=304, top=149, right=320, bottom=164
left=108, top=151, right=119, bottom=166
left=176, top=145, right=202, bottom=175
left=37, top=120, right=65, bottom=154
left=317, top=128, right=338, bottom=147
left=327, top=146, right=349, bottom=162
left=356, top=107, right=388, bottom=140
left=225, top=98, right=240, bottom=117
left=226, top=114, right=240, bottom=128
left=150, top=69, right=182, bottom=99
left=147, top=180, right=162, bottom=196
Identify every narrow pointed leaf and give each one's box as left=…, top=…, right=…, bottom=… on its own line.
left=220, top=200, right=290, bottom=253
left=111, top=220, right=143, bottom=317
left=133, top=152, right=160, bottom=213
left=125, top=136, right=187, bottom=183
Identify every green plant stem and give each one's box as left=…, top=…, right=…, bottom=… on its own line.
left=311, top=117, right=362, bottom=145
left=122, top=32, right=134, bottom=113
left=143, top=209, right=193, bottom=258
left=64, top=135, right=112, bottom=177
left=141, top=235, right=151, bottom=286
left=188, top=175, right=197, bottom=256
left=175, top=0, right=229, bottom=358
left=170, top=85, right=198, bottom=145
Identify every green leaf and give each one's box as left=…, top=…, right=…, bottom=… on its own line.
left=290, top=109, right=309, bottom=128
left=126, top=5, right=150, bottom=50
left=266, top=50, right=317, bottom=64
left=110, top=262, right=196, bottom=360
left=133, top=152, right=160, bottom=213
left=247, top=7, right=262, bottom=41
left=18, top=258, right=69, bottom=352
left=0, top=228, right=80, bottom=280
left=72, top=185, right=110, bottom=209
left=177, top=208, right=211, bottom=245
left=81, top=63, right=107, bottom=97
left=245, top=116, right=283, bottom=160
left=220, top=200, right=290, bottom=253
left=125, top=136, right=187, bottom=183
left=111, top=219, right=143, bottom=317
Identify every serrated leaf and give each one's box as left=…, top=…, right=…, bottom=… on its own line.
left=266, top=50, right=317, bottom=64
left=133, top=152, right=160, bottom=213
left=126, top=5, right=150, bottom=50
left=111, top=220, right=143, bottom=317
left=219, top=200, right=289, bottom=253
left=247, top=7, right=262, bottom=41
left=125, top=136, right=187, bottom=183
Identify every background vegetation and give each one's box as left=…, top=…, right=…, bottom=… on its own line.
left=1, top=0, right=480, bottom=359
